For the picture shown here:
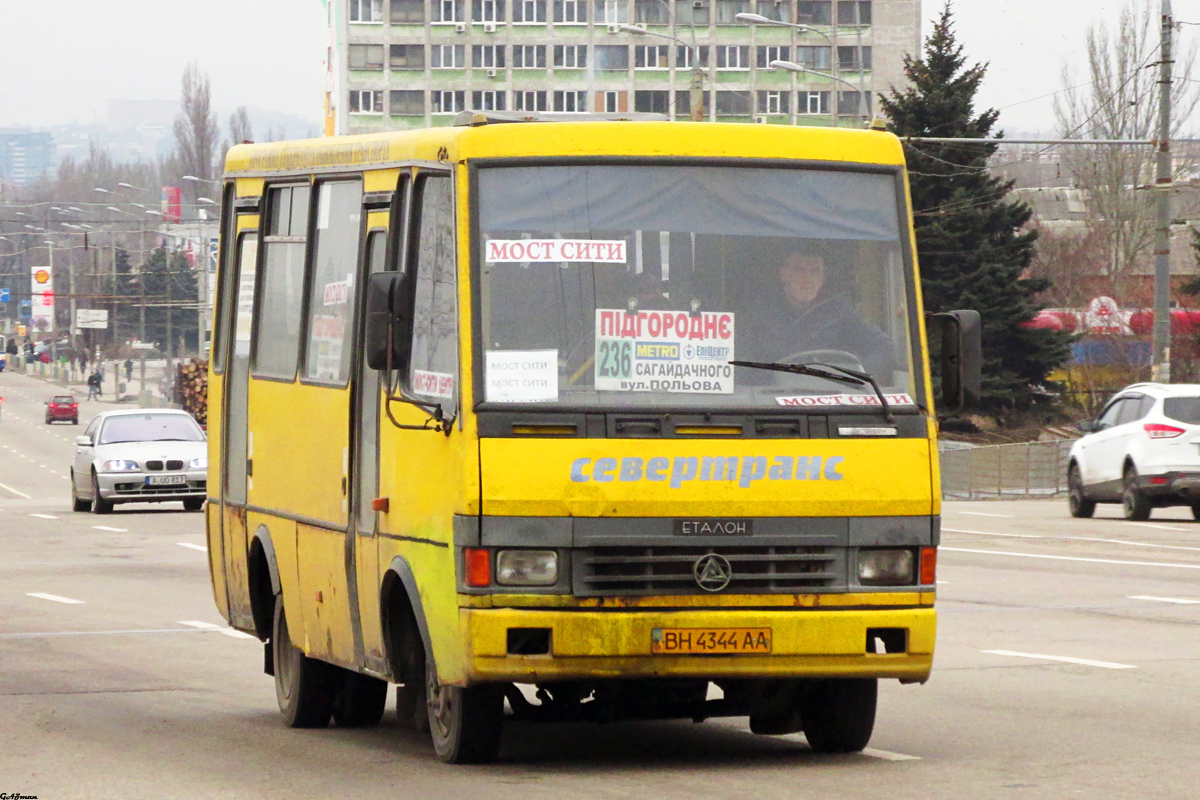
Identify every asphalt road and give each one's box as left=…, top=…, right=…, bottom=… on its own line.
left=2, top=367, right=1199, bottom=799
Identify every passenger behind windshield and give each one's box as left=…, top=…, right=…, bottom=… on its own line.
left=99, top=415, right=205, bottom=444
left=739, top=245, right=896, bottom=378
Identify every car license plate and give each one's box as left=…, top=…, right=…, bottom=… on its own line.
left=146, top=475, right=187, bottom=486
left=651, top=627, right=772, bottom=655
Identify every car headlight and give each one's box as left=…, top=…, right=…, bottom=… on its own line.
left=100, top=459, right=140, bottom=472
left=857, top=549, right=914, bottom=586
left=190, top=457, right=207, bottom=469
left=495, top=550, right=558, bottom=586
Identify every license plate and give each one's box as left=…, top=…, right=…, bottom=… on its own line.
left=651, top=627, right=772, bottom=655
left=146, top=475, right=187, bottom=486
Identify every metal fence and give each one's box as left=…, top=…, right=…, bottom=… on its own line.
left=939, top=440, right=1075, bottom=500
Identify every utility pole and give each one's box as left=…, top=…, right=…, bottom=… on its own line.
left=1152, top=0, right=1173, bottom=383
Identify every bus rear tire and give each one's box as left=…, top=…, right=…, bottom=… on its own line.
left=272, top=595, right=335, bottom=728
left=332, top=670, right=388, bottom=727
left=426, top=663, right=503, bottom=764
left=799, top=678, right=877, bottom=754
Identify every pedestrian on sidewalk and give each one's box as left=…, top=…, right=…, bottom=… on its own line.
left=87, top=371, right=102, bottom=401
left=124, top=358, right=133, bottom=382
left=78, top=352, right=88, bottom=375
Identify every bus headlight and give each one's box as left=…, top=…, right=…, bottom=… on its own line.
left=101, top=459, right=140, bottom=472
left=495, top=550, right=558, bottom=587
left=857, top=549, right=914, bottom=586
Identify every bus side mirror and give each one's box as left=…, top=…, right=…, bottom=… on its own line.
left=928, top=310, right=982, bottom=410
left=365, top=272, right=413, bottom=372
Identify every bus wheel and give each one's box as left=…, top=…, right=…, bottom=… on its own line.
left=272, top=595, right=335, bottom=728
left=799, top=678, right=877, bottom=754
left=426, top=663, right=503, bottom=764
left=332, top=670, right=388, bottom=727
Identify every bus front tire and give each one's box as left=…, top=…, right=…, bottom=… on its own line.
left=332, top=670, right=388, bottom=727
left=272, top=595, right=335, bottom=728
left=799, top=678, right=877, bottom=754
left=426, top=663, right=503, bottom=764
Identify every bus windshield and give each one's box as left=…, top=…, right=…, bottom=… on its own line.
left=476, top=163, right=918, bottom=411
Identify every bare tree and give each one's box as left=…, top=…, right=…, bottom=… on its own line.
left=229, top=106, right=253, bottom=144
left=1054, top=1, right=1199, bottom=301
left=171, top=62, right=219, bottom=201
left=1027, top=224, right=1108, bottom=307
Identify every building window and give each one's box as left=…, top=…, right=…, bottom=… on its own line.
left=837, top=90, right=870, bottom=115
left=716, top=45, right=749, bottom=69
left=554, top=0, right=586, bottom=22
left=674, top=89, right=710, bottom=116
left=755, top=0, right=791, bottom=22
left=349, top=44, right=385, bottom=69
left=390, top=90, right=425, bottom=115
left=594, top=44, right=629, bottom=70
left=837, top=0, right=870, bottom=26
left=634, top=89, right=670, bottom=113
left=432, top=44, right=466, bottom=68
left=473, top=90, right=507, bottom=110
left=390, top=0, right=425, bottom=22
left=757, top=90, right=788, bottom=114
left=473, top=0, right=505, bottom=23
left=473, top=44, right=506, bottom=68
left=635, top=44, right=670, bottom=69
left=600, top=90, right=627, bottom=112
left=554, top=90, right=588, bottom=112
left=799, top=89, right=829, bottom=114
left=634, top=0, right=669, bottom=24
left=715, top=91, right=751, bottom=116
left=350, top=0, right=384, bottom=22
left=837, top=45, right=871, bottom=70
left=389, top=44, right=425, bottom=70
left=349, top=89, right=384, bottom=113
left=796, top=45, right=830, bottom=70
left=554, top=44, right=587, bottom=68
left=756, top=45, right=788, bottom=68
left=593, top=0, right=628, bottom=24
left=514, top=90, right=548, bottom=111
left=676, top=0, right=709, bottom=25
left=432, top=90, right=466, bottom=113
left=714, top=0, right=749, bottom=24
left=676, top=45, right=709, bottom=68
left=514, top=44, right=548, bottom=68
left=515, top=0, right=548, bottom=22
left=433, top=0, right=463, bottom=22
left=796, top=1, right=829, bottom=24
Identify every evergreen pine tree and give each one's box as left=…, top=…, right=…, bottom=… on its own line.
left=879, top=3, right=1070, bottom=413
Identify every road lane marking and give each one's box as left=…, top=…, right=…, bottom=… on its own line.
left=861, top=748, right=921, bottom=761
left=178, top=620, right=256, bottom=639
left=956, top=511, right=1014, bottom=518
left=0, top=628, right=212, bottom=640
left=982, top=650, right=1136, bottom=670
left=1129, top=595, right=1200, bottom=604
left=0, top=483, right=32, bottom=499
left=944, top=528, right=1042, bottom=539
left=28, top=513, right=58, bottom=520
left=176, top=542, right=207, bottom=552
left=1064, top=536, right=1200, bottom=553
left=91, top=525, right=127, bottom=532
left=26, top=593, right=85, bottom=605
left=942, top=547, right=1200, bottom=571
left=1128, top=522, right=1190, bottom=532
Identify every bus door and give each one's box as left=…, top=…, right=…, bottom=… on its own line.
left=221, top=230, right=259, bottom=630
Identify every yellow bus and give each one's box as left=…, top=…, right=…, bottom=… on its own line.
left=206, top=112, right=980, bottom=764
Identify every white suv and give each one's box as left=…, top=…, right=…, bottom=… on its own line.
left=1068, top=383, right=1200, bottom=520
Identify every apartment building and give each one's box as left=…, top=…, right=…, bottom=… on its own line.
left=326, top=0, right=918, bottom=133
left=0, top=130, right=55, bottom=188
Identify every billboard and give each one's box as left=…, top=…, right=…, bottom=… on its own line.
left=30, top=265, right=53, bottom=331
left=75, top=309, right=109, bottom=329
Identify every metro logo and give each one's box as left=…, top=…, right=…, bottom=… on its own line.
left=569, top=455, right=844, bottom=488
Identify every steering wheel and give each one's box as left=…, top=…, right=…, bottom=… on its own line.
left=772, top=349, right=864, bottom=387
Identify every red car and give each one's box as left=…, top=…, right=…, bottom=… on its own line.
left=46, top=395, right=79, bottom=425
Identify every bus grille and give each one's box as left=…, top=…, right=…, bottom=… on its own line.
left=573, top=545, right=842, bottom=596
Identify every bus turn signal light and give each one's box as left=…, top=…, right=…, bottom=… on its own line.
left=465, top=548, right=491, bottom=588
left=920, top=547, right=937, bottom=586
left=1144, top=423, right=1185, bottom=439
left=371, top=497, right=389, bottom=512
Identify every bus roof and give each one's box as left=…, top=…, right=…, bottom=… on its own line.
left=222, top=119, right=906, bottom=178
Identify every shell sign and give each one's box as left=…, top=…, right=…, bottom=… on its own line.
left=33, top=268, right=50, bottom=285
left=30, top=265, right=53, bottom=329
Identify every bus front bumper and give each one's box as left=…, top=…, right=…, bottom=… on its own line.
left=461, top=606, right=935, bottom=684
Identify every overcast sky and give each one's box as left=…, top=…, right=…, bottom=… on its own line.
left=2, top=1, right=1200, bottom=136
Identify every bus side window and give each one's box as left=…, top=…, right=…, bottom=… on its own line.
left=406, top=173, right=458, bottom=405
left=254, top=184, right=311, bottom=380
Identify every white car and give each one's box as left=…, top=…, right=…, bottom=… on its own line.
left=71, top=409, right=207, bottom=514
left=1068, top=382, right=1200, bottom=520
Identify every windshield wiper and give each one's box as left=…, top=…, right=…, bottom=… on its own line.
left=729, top=360, right=894, bottom=422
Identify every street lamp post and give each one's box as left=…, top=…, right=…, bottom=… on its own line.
left=618, top=23, right=705, bottom=122
left=769, top=59, right=869, bottom=126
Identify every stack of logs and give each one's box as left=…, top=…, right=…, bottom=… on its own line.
left=175, top=358, right=209, bottom=427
